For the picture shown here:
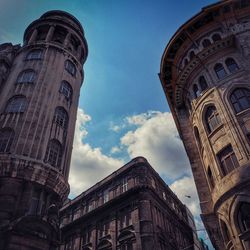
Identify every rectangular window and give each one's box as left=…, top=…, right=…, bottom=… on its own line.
left=121, top=177, right=128, bottom=193
left=103, top=189, right=109, bottom=204
left=120, top=212, right=132, bottom=229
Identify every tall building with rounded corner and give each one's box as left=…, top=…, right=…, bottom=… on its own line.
left=159, top=1, right=250, bottom=249
left=0, top=11, right=88, bottom=250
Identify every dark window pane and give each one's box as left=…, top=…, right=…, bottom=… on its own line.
left=230, top=88, right=250, bottom=113
left=214, top=64, right=227, bottom=79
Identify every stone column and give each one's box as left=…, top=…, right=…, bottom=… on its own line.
left=46, top=25, right=55, bottom=42
left=64, top=32, right=71, bottom=47
left=77, top=45, right=82, bottom=60
left=28, top=29, right=38, bottom=44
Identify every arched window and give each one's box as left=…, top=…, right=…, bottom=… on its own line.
left=17, top=70, right=36, bottom=83
left=54, top=107, right=68, bottom=129
left=217, top=145, right=239, bottom=176
left=65, top=60, right=76, bottom=76
left=202, top=39, right=211, bottom=48
left=199, top=76, right=208, bottom=92
left=214, top=63, right=227, bottom=79
left=205, top=106, right=221, bottom=133
left=26, top=49, right=43, bottom=60
left=230, top=88, right=250, bottom=113
left=45, top=139, right=62, bottom=168
left=60, top=81, right=73, bottom=100
left=212, top=33, right=221, bottom=42
left=189, top=51, right=195, bottom=60
left=238, top=203, right=250, bottom=232
left=5, top=96, right=27, bottom=113
left=207, top=166, right=214, bottom=188
left=225, top=58, right=239, bottom=73
left=193, top=84, right=200, bottom=98
left=0, top=128, right=14, bottom=152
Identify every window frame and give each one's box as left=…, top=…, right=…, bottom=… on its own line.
left=5, top=96, right=27, bottom=113
left=17, top=69, right=36, bottom=84
left=199, top=76, right=208, bottom=92
left=204, top=105, right=221, bottom=134
left=65, top=60, right=76, bottom=76
left=225, top=58, right=239, bottom=73
left=54, top=107, right=69, bottom=129
left=45, top=139, right=63, bottom=169
left=26, top=49, right=43, bottom=60
left=214, top=63, right=227, bottom=79
left=217, top=145, right=239, bottom=176
left=60, top=80, right=73, bottom=100
left=230, top=88, right=250, bottom=113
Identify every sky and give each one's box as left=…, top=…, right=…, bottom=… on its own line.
left=0, top=0, right=216, bottom=248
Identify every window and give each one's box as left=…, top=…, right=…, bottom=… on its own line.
left=17, top=70, right=36, bottom=83
left=5, top=96, right=27, bottom=113
left=212, top=33, right=221, bottom=42
left=26, top=49, right=43, bottom=60
left=87, top=200, right=94, bottom=212
left=207, top=167, right=214, bottom=188
left=230, top=88, right=250, bottom=113
left=45, top=139, right=62, bottom=168
left=225, top=58, right=239, bottom=73
left=0, top=128, right=14, bottom=153
left=193, top=84, right=200, bottom=98
left=121, top=177, right=128, bottom=193
left=103, top=190, right=109, bottom=204
left=214, top=63, right=227, bottom=79
left=99, top=221, right=110, bottom=238
left=202, top=39, right=211, bottom=48
left=28, top=188, right=48, bottom=216
left=65, top=60, right=76, bottom=76
left=217, top=145, right=239, bottom=176
left=60, top=81, right=73, bottom=100
left=205, top=106, right=221, bottom=133
left=28, top=189, right=40, bottom=215
left=54, top=107, right=68, bottom=129
left=120, top=212, right=132, bottom=229
left=189, top=51, right=195, bottom=60
left=199, top=76, right=208, bottom=92
left=238, top=203, right=250, bottom=232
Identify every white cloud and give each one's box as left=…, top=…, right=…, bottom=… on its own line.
left=110, top=146, right=121, bottom=154
left=69, top=108, right=124, bottom=197
left=121, top=111, right=191, bottom=179
left=126, top=111, right=160, bottom=125
left=170, top=176, right=200, bottom=217
left=109, top=123, right=121, bottom=132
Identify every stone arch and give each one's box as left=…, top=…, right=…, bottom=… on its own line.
left=229, top=194, right=250, bottom=234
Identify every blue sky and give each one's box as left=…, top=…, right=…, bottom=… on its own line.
left=0, top=0, right=216, bottom=248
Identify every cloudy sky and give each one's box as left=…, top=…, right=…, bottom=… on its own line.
left=0, top=0, right=215, bottom=247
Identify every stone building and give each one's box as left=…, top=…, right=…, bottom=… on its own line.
left=59, top=157, right=200, bottom=250
left=159, top=0, right=250, bottom=249
left=0, top=11, right=87, bottom=250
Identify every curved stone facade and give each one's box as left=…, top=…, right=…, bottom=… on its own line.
left=0, top=11, right=87, bottom=250
left=160, top=1, right=250, bottom=249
